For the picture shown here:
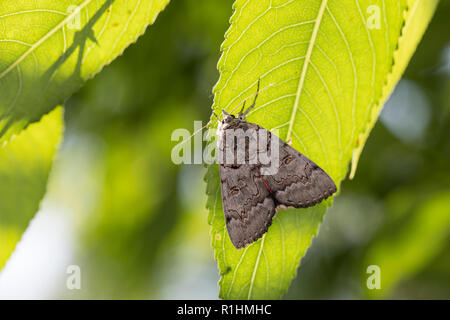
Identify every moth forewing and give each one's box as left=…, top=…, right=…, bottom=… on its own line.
left=217, top=111, right=336, bottom=249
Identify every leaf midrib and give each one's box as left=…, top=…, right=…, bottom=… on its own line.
left=247, top=234, right=266, bottom=299
left=286, top=0, right=328, bottom=142
left=242, top=0, right=329, bottom=299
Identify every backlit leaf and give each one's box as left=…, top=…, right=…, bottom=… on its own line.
left=206, top=0, right=438, bottom=299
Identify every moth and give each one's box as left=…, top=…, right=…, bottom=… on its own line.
left=217, top=80, right=337, bottom=249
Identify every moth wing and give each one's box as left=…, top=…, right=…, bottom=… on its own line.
left=219, top=162, right=276, bottom=249
left=262, top=130, right=337, bottom=208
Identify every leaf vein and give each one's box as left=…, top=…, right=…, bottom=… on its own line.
left=286, top=0, right=327, bottom=141
left=0, top=0, right=95, bottom=80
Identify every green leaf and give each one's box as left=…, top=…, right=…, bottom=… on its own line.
left=0, top=107, right=64, bottom=270
left=206, top=0, right=438, bottom=299
left=0, top=0, right=169, bottom=143
left=350, top=0, right=441, bottom=177
left=206, top=164, right=328, bottom=299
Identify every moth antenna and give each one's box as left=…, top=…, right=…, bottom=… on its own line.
left=221, top=78, right=262, bottom=117
left=228, top=103, right=242, bottom=116
left=174, top=118, right=219, bottom=149
left=243, top=78, right=261, bottom=117
left=237, top=100, right=246, bottom=117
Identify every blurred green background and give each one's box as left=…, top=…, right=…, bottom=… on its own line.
left=0, top=0, right=449, bottom=299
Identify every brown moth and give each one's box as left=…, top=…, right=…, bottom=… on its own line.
left=217, top=80, right=337, bottom=249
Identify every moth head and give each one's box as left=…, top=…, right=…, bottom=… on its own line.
left=222, top=110, right=236, bottom=124
left=237, top=114, right=247, bottom=122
